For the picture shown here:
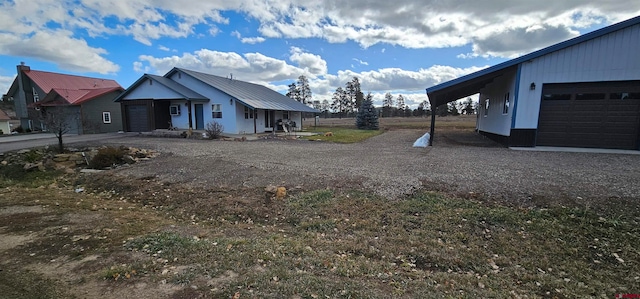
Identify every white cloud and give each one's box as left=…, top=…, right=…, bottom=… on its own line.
left=353, top=58, right=368, bottom=66
left=135, top=48, right=481, bottom=107
left=0, top=30, right=119, bottom=74
left=0, top=75, right=15, bottom=96
left=137, top=49, right=302, bottom=84
left=158, top=45, right=171, bottom=51
left=241, top=37, right=266, bottom=44
left=289, top=47, right=328, bottom=76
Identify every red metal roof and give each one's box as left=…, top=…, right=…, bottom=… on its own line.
left=24, top=70, right=121, bottom=92
left=0, top=109, right=10, bottom=121
left=23, top=70, right=123, bottom=106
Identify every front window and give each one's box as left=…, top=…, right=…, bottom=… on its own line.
left=212, top=104, right=222, bottom=118
left=502, top=92, right=510, bottom=115
left=484, top=99, right=489, bottom=117
left=170, top=105, right=181, bottom=116
left=244, top=106, right=253, bottom=119
left=283, top=111, right=289, bottom=120
left=102, top=112, right=111, bottom=124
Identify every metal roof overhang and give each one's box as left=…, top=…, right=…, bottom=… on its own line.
left=426, top=65, right=517, bottom=108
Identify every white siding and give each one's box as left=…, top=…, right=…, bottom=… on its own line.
left=477, top=69, right=517, bottom=136
left=120, top=78, right=185, bottom=100
left=515, top=23, right=640, bottom=129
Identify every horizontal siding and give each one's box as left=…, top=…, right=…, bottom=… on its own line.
left=515, top=23, right=640, bottom=129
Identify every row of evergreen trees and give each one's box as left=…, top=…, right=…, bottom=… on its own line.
left=285, top=75, right=476, bottom=130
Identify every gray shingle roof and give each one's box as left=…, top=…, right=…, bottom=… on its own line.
left=173, top=68, right=318, bottom=113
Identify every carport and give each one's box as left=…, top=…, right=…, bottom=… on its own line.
left=425, top=65, right=516, bottom=146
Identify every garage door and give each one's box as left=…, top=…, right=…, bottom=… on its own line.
left=537, top=83, right=640, bottom=150
left=125, top=105, right=149, bottom=132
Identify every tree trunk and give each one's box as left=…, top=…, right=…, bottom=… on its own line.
left=57, top=131, right=64, bottom=153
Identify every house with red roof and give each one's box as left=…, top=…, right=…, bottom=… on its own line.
left=5, top=63, right=124, bottom=134
left=0, top=109, right=11, bottom=135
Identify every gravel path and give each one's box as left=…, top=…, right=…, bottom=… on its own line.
left=92, top=130, right=640, bottom=204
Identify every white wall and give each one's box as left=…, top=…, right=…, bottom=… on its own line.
left=515, top=23, right=640, bottom=129
left=120, top=78, right=184, bottom=100
left=477, top=70, right=517, bottom=136
left=0, top=121, right=10, bottom=134
left=168, top=72, right=237, bottom=133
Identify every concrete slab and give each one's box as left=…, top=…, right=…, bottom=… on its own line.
left=510, top=146, right=640, bottom=155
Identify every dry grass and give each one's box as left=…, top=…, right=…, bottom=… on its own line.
left=305, top=115, right=477, bottom=131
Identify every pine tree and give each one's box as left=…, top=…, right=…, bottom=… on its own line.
left=382, top=92, right=394, bottom=117
left=356, top=92, right=379, bottom=130
left=296, top=75, right=312, bottom=104
left=396, top=94, right=405, bottom=117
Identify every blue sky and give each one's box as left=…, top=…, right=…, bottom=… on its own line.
left=1, top=1, right=638, bottom=108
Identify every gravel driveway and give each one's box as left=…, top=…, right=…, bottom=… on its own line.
left=89, top=130, right=640, bottom=209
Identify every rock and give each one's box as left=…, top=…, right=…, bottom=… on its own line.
left=68, top=154, right=83, bottom=162
left=17, top=149, right=30, bottom=154
left=23, top=162, right=42, bottom=171
left=123, top=155, right=136, bottom=164
left=1, top=160, right=7, bottom=166
left=55, top=161, right=76, bottom=171
left=275, top=187, right=287, bottom=199
left=53, top=154, right=71, bottom=162
left=80, top=169, right=104, bottom=173
left=265, top=185, right=278, bottom=194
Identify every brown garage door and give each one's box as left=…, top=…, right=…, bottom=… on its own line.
left=537, top=82, right=640, bottom=150
left=125, top=105, right=149, bottom=132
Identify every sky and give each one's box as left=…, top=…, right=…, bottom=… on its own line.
left=1, top=1, right=639, bottom=109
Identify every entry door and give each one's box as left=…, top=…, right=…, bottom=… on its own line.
left=265, top=110, right=274, bottom=129
left=195, top=104, right=204, bottom=130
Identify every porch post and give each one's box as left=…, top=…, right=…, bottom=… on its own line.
left=187, top=100, right=192, bottom=129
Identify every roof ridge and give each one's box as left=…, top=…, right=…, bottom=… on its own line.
left=26, top=69, right=118, bottom=82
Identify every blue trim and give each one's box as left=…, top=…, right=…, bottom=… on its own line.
left=511, top=64, right=522, bottom=129
left=426, top=15, right=640, bottom=94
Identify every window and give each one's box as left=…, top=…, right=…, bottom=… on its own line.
left=283, top=111, right=289, bottom=120
left=543, top=94, right=572, bottom=101
left=611, top=92, right=640, bottom=100
left=170, top=105, right=181, bottom=116
left=484, top=99, right=489, bottom=117
left=212, top=104, right=222, bottom=118
left=244, top=106, right=253, bottom=119
left=502, top=92, right=510, bottom=115
left=102, top=112, right=111, bottom=124
left=32, top=87, right=39, bottom=102
left=575, top=93, right=605, bottom=100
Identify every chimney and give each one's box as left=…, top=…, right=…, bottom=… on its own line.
left=17, top=62, right=30, bottom=72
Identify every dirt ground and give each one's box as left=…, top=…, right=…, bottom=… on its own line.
left=2, top=116, right=639, bottom=298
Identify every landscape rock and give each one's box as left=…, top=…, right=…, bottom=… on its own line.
left=123, top=155, right=136, bottom=164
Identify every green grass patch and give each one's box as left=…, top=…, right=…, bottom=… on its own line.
left=0, top=268, right=70, bottom=299
left=0, top=164, right=61, bottom=188
left=302, top=126, right=383, bottom=143
left=121, top=190, right=639, bottom=298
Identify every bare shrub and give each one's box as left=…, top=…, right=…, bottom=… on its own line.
left=89, top=146, right=127, bottom=169
left=204, top=121, right=224, bottom=139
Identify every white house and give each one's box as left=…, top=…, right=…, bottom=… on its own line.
left=426, top=16, right=640, bottom=150
left=115, top=68, right=318, bottom=134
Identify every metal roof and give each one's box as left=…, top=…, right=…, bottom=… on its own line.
left=114, top=74, right=208, bottom=102
left=0, top=109, right=10, bottom=121
left=24, top=70, right=121, bottom=93
left=426, top=15, right=640, bottom=108
left=170, top=68, right=319, bottom=113
left=39, top=87, right=123, bottom=106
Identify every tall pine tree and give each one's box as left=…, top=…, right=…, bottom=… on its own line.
left=356, top=92, right=379, bottom=130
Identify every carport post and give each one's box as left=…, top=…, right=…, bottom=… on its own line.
left=429, top=105, right=436, bottom=146
left=187, top=100, right=193, bottom=129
